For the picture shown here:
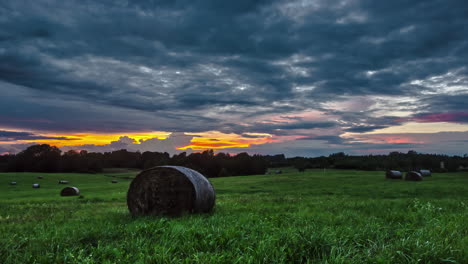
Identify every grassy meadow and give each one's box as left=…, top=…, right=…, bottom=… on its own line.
left=0, top=168, right=467, bottom=263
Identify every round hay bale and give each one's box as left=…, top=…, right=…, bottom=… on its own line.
left=419, top=169, right=431, bottom=177
left=111, top=180, right=118, bottom=183
left=60, top=187, right=80, bottom=196
left=385, top=170, right=402, bottom=179
left=10, top=181, right=17, bottom=185
left=58, top=180, right=69, bottom=184
left=32, top=183, right=40, bottom=188
left=405, top=171, right=423, bottom=181
left=127, top=166, right=215, bottom=217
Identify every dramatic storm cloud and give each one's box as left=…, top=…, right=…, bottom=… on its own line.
left=1, top=0, right=467, bottom=156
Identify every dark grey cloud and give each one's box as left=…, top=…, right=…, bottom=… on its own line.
left=1, top=0, right=468, bottom=155
left=0, top=130, right=74, bottom=141
left=344, top=126, right=388, bottom=133
left=297, top=135, right=345, bottom=145
left=424, top=94, right=468, bottom=113
left=241, top=134, right=266, bottom=139
left=1, top=0, right=466, bottom=111
left=223, top=120, right=337, bottom=135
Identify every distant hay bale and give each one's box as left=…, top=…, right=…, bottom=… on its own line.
left=60, top=187, right=80, bottom=196
left=10, top=181, right=17, bottom=185
left=32, top=183, right=40, bottom=188
left=58, top=180, right=69, bottom=184
left=37, top=176, right=44, bottom=179
left=385, top=170, right=403, bottom=179
left=419, top=169, right=431, bottom=177
left=111, top=180, right=118, bottom=183
left=127, top=166, right=215, bottom=217
left=405, top=171, right=423, bottom=181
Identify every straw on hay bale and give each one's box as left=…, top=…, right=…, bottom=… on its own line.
left=58, top=180, right=69, bottom=184
left=111, top=180, right=118, bottom=183
left=127, top=166, right=215, bottom=217
left=10, top=181, right=17, bottom=185
left=419, top=169, right=431, bottom=177
left=405, top=171, right=423, bottom=181
left=32, top=183, right=40, bottom=188
left=385, top=170, right=403, bottom=179
left=60, top=187, right=80, bottom=196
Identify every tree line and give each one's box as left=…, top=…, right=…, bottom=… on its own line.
left=0, top=144, right=467, bottom=177
left=280, top=151, right=468, bottom=172
left=0, top=144, right=267, bottom=178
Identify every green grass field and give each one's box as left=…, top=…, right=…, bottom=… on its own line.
left=0, top=169, right=467, bottom=263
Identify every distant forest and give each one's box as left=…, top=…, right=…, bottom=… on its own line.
left=1, top=144, right=467, bottom=177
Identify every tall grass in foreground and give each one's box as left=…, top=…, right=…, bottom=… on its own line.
left=0, top=169, right=467, bottom=263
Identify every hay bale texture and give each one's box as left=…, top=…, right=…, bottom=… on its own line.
left=386, top=170, right=403, bottom=179
left=32, top=183, right=40, bottom=188
left=60, top=187, right=80, bottom=196
left=127, top=166, right=215, bottom=217
left=419, top=169, right=431, bottom=177
left=405, top=171, right=423, bottom=181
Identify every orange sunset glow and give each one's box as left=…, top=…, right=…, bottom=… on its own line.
left=23, top=131, right=171, bottom=147
left=181, top=132, right=274, bottom=150
left=9, top=130, right=275, bottom=152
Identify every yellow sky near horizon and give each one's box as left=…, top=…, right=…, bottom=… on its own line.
left=2, top=129, right=273, bottom=151
left=23, top=131, right=170, bottom=147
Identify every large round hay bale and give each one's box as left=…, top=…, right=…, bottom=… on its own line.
left=405, top=171, right=423, bottom=181
left=59, top=180, right=69, bottom=184
left=419, top=169, right=431, bottom=177
left=127, top=166, right=215, bottom=217
left=32, top=183, right=40, bottom=188
left=60, top=187, right=80, bottom=196
left=386, top=170, right=403, bottom=179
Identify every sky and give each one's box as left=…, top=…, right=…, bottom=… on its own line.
left=1, top=0, right=468, bottom=157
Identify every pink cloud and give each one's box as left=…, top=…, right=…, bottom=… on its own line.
left=397, top=112, right=468, bottom=123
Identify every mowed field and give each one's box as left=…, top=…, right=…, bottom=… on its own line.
left=0, top=169, right=467, bottom=264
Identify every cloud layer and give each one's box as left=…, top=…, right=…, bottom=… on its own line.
left=1, top=0, right=467, bottom=155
